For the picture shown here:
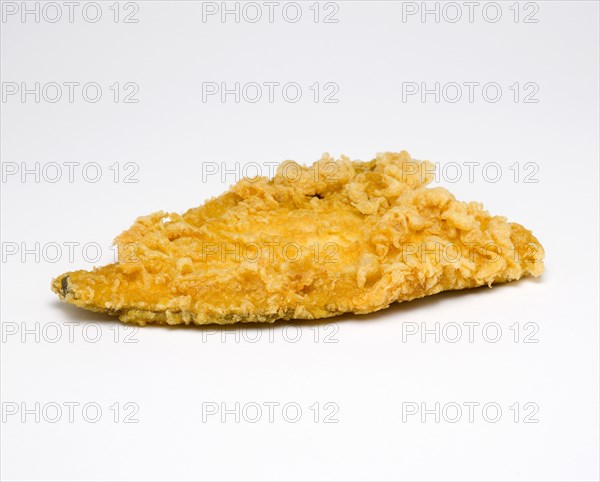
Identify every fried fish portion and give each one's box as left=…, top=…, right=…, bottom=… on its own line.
left=52, top=151, right=544, bottom=326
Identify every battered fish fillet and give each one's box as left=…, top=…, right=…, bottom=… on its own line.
left=52, top=151, right=544, bottom=326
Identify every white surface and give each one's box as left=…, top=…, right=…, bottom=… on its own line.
left=1, top=1, right=599, bottom=481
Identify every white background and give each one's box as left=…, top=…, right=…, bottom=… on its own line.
left=1, top=1, right=599, bottom=481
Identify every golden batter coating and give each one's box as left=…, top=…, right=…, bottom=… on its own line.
left=52, top=151, right=544, bottom=326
